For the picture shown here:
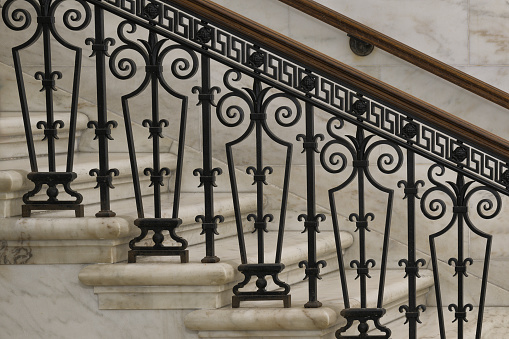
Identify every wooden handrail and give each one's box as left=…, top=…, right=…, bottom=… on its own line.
left=279, top=0, right=509, bottom=111
left=168, top=0, right=509, bottom=161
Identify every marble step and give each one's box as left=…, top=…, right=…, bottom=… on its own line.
left=383, top=306, right=509, bottom=338
left=141, top=229, right=354, bottom=290
left=71, top=191, right=259, bottom=248
left=184, top=269, right=435, bottom=338
left=0, top=152, right=177, bottom=217
left=78, top=230, right=354, bottom=309
left=0, top=112, right=89, bottom=160
left=0, top=192, right=257, bottom=264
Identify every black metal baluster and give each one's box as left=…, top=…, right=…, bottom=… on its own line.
left=4, top=0, right=40, bottom=173
left=297, top=101, right=326, bottom=308
left=457, top=174, right=466, bottom=339
left=128, top=24, right=189, bottom=262
left=87, top=2, right=118, bottom=217
left=41, top=1, right=56, bottom=173
left=350, top=127, right=373, bottom=311
left=193, top=53, right=223, bottom=263
left=254, top=83, right=266, bottom=265
left=397, top=140, right=426, bottom=339
left=149, top=32, right=164, bottom=218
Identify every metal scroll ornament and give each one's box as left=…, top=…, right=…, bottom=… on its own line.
left=421, top=164, right=501, bottom=338
left=320, top=115, right=402, bottom=338
left=216, top=69, right=300, bottom=307
left=108, top=18, right=198, bottom=262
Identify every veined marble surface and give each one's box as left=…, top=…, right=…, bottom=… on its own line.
left=0, top=264, right=199, bottom=339
left=78, top=230, right=354, bottom=309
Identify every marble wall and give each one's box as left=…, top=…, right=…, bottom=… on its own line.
left=0, top=264, right=199, bottom=338
left=211, top=0, right=509, bottom=138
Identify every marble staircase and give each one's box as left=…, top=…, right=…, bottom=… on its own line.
left=0, top=62, right=359, bottom=338
left=1, top=2, right=502, bottom=333
left=0, top=61, right=438, bottom=338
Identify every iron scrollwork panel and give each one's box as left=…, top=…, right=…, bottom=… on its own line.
left=3, top=0, right=92, bottom=216
left=108, top=14, right=198, bottom=263
left=86, top=0, right=509, bottom=201
left=320, top=98, right=403, bottom=338
left=215, top=62, right=301, bottom=308
left=421, top=163, right=501, bottom=339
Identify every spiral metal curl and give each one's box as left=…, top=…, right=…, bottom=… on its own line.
left=420, top=164, right=456, bottom=221
left=2, top=0, right=40, bottom=31
left=365, top=139, right=404, bottom=175
left=109, top=21, right=147, bottom=80
left=261, top=92, right=302, bottom=127
left=464, top=185, right=502, bottom=220
left=320, top=117, right=353, bottom=174
left=215, top=70, right=253, bottom=127
left=158, top=44, right=199, bottom=82
left=50, top=0, right=91, bottom=31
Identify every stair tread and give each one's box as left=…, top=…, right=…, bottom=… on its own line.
left=80, top=230, right=354, bottom=285
left=142, top=229, right=354, bottom=266
left=40, top=191, right=257, bottom=223
left=184, top=269, right=434, bottom=331
left=0, top=192, right=258, bottom=238
left=384, top=306, right=509, bottom=338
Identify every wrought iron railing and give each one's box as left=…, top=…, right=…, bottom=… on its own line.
left=3, top=0, right=509, bottom=338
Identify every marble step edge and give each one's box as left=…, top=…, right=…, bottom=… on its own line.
left=0, top=112, right=89, bottom=139
left=77, top=231, right=354, bottom=309
left=0, top=193, right=259, bottom=264
left=84, top=191, right=259, bottom=250
left=0, top=152, right=177, bottom=194
left=80, top=229, right=353, bottom=284
left=183, top=270, right=435, bottom=337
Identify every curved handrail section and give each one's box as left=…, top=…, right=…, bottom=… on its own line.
left=170, top=0, right=509, bottom=161
left=278, top=0, right=509, bottom=111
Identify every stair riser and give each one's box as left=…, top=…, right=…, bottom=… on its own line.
left=95, top=284, right=237, bottom=310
